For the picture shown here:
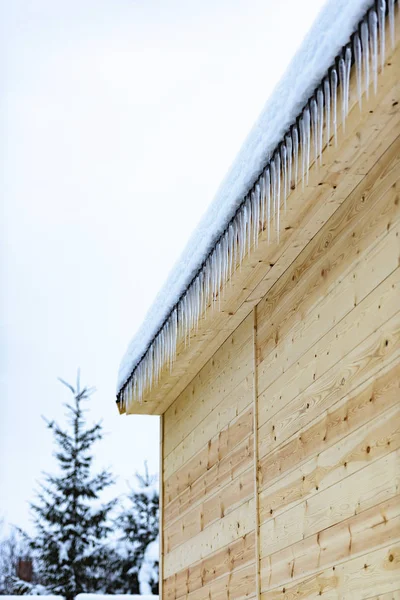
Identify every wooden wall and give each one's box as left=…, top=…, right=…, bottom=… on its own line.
left=256, top=132, right=400, bottom=599
left=161, top=132, right=400, bottom=598
left=162, top=312, right=256, bottom=600
left=160, top=24, right=400, bottom=600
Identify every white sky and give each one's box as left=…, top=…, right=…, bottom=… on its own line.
left=0, top=0, right=326, bottom=533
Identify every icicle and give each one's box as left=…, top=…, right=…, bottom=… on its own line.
left=369, top=10, right=378, bottom=94
left=281, top=144, right=288, bottom=212
left=354, top=33, right=363, bottom=110
left=304, top=106, right=311, bottom=184
left=265, top=167, right=271, bottom=243
left=378, top=1, right=386, bottom=72
left=331, top=68, right=338, bottom=146
left=310, top=97, right=318, bottom=166
left=271, top=158, right=277, bottom=227
left=217, top=241, right=222, bottom=304
left=274, top=152, right=281, bottom=239
left=227, top=224, right=233, bottom=282
left=239, top=207, right=245, bottom=264
left=299, top=117, right=305, bottom=189
left=256, top=183, right=261, bottom=242
left=345, top=46, right=352, bottom=117
left=292, top=125, right=299, bottom=188
left=251, top=190, right=257, bottom=247
left=317, top=88, right=324, bottom=165
left=285, top=134, right=293, bottom=196
left=361, top=20, right=370, bottom=99
left=260, top=174, right=265, bottom=231
left=338, top=57, right=347, bottom=132
left=246, top=196, right=252, bottom=256
left=324, top=78, right=331, bottom=147
left=389, top=0, right=395, bottom=49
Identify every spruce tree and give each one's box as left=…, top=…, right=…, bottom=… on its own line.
left=28, top=374, right=115, bottom=600
left=116, top=464, right=159, bottom=594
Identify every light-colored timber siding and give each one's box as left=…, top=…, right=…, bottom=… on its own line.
left=158, top=18, right=400, bottom=600
left=163, top=312, right=256, bottom=599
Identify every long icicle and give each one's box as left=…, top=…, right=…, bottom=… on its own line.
left=324, top=77, right=331, bottom=146
left=369, top=9, right=378, bottom=95
left=354, top=32, right=363, bottom=110
left=299, top=116, right=306, bottom=189
left=271, top=157, right=277, bottom=229
left=292, top=125, right=299, bottom=188
left=281, top=143, right=288, bottom=212
left=389, top=0, right=395, bottom=49
left=265, top=167, right=271, bottom=244
left=304, top=106, right=311, bottom=184
left=286, top=134, right=293, bottom=195
left=361, top=20, right=370, bottom=100
left=317, top=87, right=324, bottom=164
left=339, top=57, right=347, bottom=132
left=310, top=97, right=318, bottom=166
left=331, top=67, right=338, bottom=146
left=275, top=152, right=281, bottom=240
left=345, top=46, right=352, bottom=117
left=378, top=0, right=386, bottom=72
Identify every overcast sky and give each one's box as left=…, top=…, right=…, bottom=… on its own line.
left=0, top=0, right=326, bottom=533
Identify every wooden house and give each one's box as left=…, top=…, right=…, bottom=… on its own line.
left=116, top=1, right=400, bottom=597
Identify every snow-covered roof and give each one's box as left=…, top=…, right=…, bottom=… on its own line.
left=117, top=0, right=387, bottom=407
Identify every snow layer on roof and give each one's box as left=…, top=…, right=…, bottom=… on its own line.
left=117, top=0, right=374, bottom=394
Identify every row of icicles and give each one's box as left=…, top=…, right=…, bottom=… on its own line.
left=119, top=0, right=397, bottom=410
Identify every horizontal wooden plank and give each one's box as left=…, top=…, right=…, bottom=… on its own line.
left=183, top=562, right=255, bottom=600
left=258, top=282, right=400, bottom=463
left=164, top=531, right=255, bottom=600
left=259, top=360, right=400, bottom=503
left=260, top=495, right=400, bottom=592
left=259, top=449, right=400, bottom=559
left=257, top=141, right=400, bottom=396
left=364, top=591, right=400, bottom=600
left=164, top=405, right=253, bottom=503
left=164, top=359, right=253, bottom=479
left=164, top=498, right=255, bottom=577
left=260, top=544, right=400, bottom=599
left=164, top=314, right=253, bottom=455
left=165, top=466, right=254, bottom=553
left=258, top=361, right=400, bottom=526
left=164, top=372, right=253, bottom=480
left=165, top=433, right=254, bottom=525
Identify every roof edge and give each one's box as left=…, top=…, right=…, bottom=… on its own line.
left=117, top=0, right=396, bottom=413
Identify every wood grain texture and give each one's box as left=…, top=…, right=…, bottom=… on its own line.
left=260, top=544, right=400, bottom=599
left=159, top=21, right=400, bottom=600
left=257, top=138, right=400, bottom=395
left=164, top=433, right=254, bottom=525
left=260, top=495, right=400, bottom=592
left=164, top=404, right=253, bottom=504
left=164, top=314, right=253, bottom=456
left=164, top=532, right=255, bottom=600
left=164, top=499, right=255, bottom=577
left=258, top=361, right=400, bottom=522
left=164, top=466, right=254, bottom=553
left=259, top=448, right=400, bottom=559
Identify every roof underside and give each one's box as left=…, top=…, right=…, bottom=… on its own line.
left=118, top=0, right=399, bottom=415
